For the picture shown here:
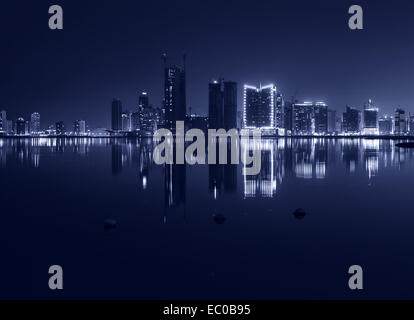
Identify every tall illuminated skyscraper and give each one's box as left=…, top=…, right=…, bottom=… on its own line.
left=243, top=84, right=276, bottom=131
left=327, top=109, right=336, bottom=133
left=394, top=108, right=407, bottom=134
left=138, top=92, right=149, bottom=109
left=313, top=102, right=328, bottom=134
left=0, top=110, right=6, bottom=133
left=410, top=114, right=414, bottom=135
left=30, top=112, right=40, bottom=134
left=292, top=102, right=313, bottom=135
left=74, top=120, right=86, bottom=135
left=16, top=117, right=26, bottom=135
left=343, top=106, right=361, bottom=134
left=121, top=112, right=131, bottom=132
left=363, top=99, right=379, bottom=135
left=163, top=54, right=186, bottom=131
left=379, top=115, right=392, bottom=135
left=275, top=93, right=284, bottom=129
left=56, top=121, right=65, bottom=135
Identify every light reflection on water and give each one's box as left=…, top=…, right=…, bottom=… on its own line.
left=1, top=137, right=413, bottom=195
left=2, top=137, right=414, bottom=299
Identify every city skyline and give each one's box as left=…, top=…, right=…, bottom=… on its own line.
left=4, top=0, right=414, bottom=302
left=3, top=0, right=414, bottom=128
left=2, top=76, right=414, bottom=137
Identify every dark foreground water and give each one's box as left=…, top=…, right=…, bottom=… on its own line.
left=1, top=137, right=414, bottom=299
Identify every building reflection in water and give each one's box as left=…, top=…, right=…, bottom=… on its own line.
left=2, top=137, right=414, bottom=200
left=243, top=139, right=280, bottom=198
left=138, top=138, right=154, bottom=190
left=362, top=139, right=379, bottom=179
left=164, top=163, right=186, bottom=209
left=209, top=144, right=238, bottom=199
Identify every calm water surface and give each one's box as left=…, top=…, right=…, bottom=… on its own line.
left=1, top=137, right=414, bottom=299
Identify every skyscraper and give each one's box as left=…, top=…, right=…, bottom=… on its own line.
left=343, top=106, right=360, bottom=134
left=163, top=54, right=186, bottom=131
left=138, top=92, right=149, bottom=109
left=111, top=99, right=122, bottom=131
left=363, top=99, right=379, bottom=135
left=284, top=101, right=293, bottom=133
left=30, top=112, right=40, bottom=134
left=74, top=120, right=86, bottom=135
left=394, top=108, right=406, bottom=135
left=243, top=84, right=276, bottom=130
left=208, top=79, right=237, bottom=130
left=410, top=114, right=414, bottom=135
left=292, top=102, right=313, bottom=135
left=0, top=110, right=6, bottom=133
left=327, top=109, right=336, bottom=133
left=16, top=117, right=25, bottom=135
left=208, top=80, right=223, bottom=130
left=313, top=102, right=328, bottom=134
left=275, top=93, right=284, bottom=129
left=379, top=115, right=393, bottom=135
left=131, top=112, right=140, bottom=132
left=223, top=81, right=237, bottom=130
left=137, top=92, right=160, bottom=135
left=56, top=121, right=65, bottom=135
left=121, top=112, right=131, bottom=132
left=6, top=120, right=13, bottom=134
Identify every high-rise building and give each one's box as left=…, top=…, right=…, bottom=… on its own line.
left=410, top=114, right=414, bottom=135
left=163, top=54, right=186, bottom=131
left=25, top=121, right=30, bottom=135
left=243, top=84, right=276, bottom=130
left=208, top=80, right=223, bottom=130
left=275, top=93, right=284, bottom=129
left=74, top=120, right=86, bottom=135
left=379, top=115, right=392, bottom=135
left=209, top=79, right=237, bottom=130
left=327, top=109, right=336, bottom=133
left=394, top=108, right=407, bottom=135
left=7, top=120, right=13, bottom=134
left=137, top=92, right=160, bottom=135
left=363, top=99, right=379, bottom=135
left=121, top=112, right=131, bottom=132
left=111, top=99, right=122, bottom=131
left=292, top=102, right=313, bottom=135
left=343, top=106, right=361, bottom=134
left=30, top=112, right=41, bottom=134
left=140, top=107, right=160, bottom=135
left=223, top=81, right=237, bottom=130
left=0, top=110, right=6, bottom=133
left=16, top=117, right=26, bottom=135
left=56, top=121, right=65, bottom=135
left=284, top=101, right=293, bottom=133
left=138, top=92, right=149, bottom=109
left=131, top=112, right=140, bottom=132
left=313, top=102, right=328, bottom=134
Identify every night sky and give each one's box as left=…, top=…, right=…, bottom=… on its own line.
left=1, top=0, right=414, bottom=129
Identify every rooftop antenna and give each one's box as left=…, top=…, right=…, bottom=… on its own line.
left=162, top=53, right=167, bottom=68
left=182, top=53, right=186, bottom=71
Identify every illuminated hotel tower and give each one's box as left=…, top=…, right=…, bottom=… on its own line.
left=363, top=99, right=379, bottom=135
left=243, top=84, right=276, bottom=131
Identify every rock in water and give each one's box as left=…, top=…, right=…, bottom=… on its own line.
left=213, top=214, right=227, bottom=224
left=104, top=219, right=117, bottom=230
left=293, top=208, right=306, bottom=219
